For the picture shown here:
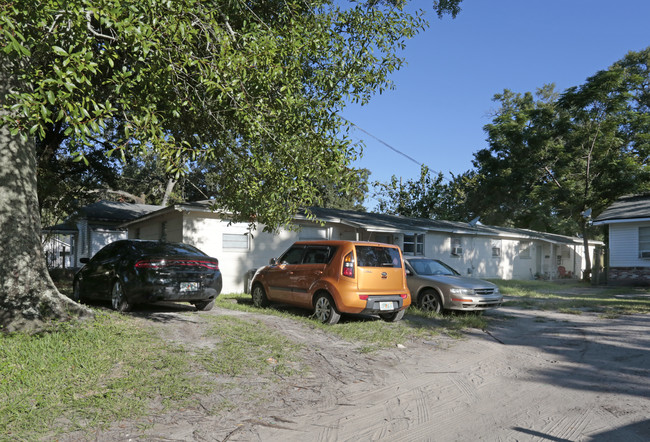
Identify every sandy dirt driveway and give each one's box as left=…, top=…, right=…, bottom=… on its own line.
left=77, top=304, right=650, bottom=442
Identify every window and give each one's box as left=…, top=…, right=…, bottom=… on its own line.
left=491, top=239, right=501, bottom=257
left=223, top=233, right=249, bottom=250
left=640, top=227, right=650, bottom=259
left=355, top=245, right=402, bottom=268
left=403, top=234, right=424, bottom=255
left=303, top=246, right=336, bottom=264
left=280, top=246, right=305, bottom=264
left=518, top=241, right=532, bottom=259
left=450, top=237, right=463, bottom=256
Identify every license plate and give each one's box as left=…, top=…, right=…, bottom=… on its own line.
left=180, top=282, right=200, bottom=292
left=379, top=301, right=394, bottom=311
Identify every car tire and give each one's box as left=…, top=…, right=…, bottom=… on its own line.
left=418, top=289, right=443, bottom=313
left=194, top=300, right=215, bottom=311
left=111, top=280, right=133, bottom=312
left=313, top=293, right=341, bottom=325
left=380, top=309, right=405, bottom=322
left=251, top=284, right=270, bottom=308
left=71, top=280, right=83, bottom=303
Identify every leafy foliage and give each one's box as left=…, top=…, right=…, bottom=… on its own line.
left=373, top=165, right=452, bottom=218
left=1, top=0, right=464, bottom=230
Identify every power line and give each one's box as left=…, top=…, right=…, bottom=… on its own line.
left=341, top=117, right=451, bottom=183
left=346, top=120, right=422, bottom=167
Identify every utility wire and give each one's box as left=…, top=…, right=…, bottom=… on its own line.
left=344, top=119, right=422, bottom=166
left=341, top=117, right=451, bottom=183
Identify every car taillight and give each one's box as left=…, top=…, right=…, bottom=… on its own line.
left=135, top=259, right=166, bottom=269
left=135, top=259, right=219, bottom=270
left=400, top=294, right=408, bottom=299
left=342, top=252, right=355, bottom=278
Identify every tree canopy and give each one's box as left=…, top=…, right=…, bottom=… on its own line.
left=0, top=0, right=464, bottom=332
left=0, top=0, right=467, bottom=231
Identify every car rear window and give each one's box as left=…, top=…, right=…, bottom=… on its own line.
left=355, top=246, right=402, bottom=268
left=134, top=242, right=207, bottom=256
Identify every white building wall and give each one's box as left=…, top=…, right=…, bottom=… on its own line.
left=181, top=213, right=300, bottom=293
left=90, top=230, right=126, bottom=257
left=609, top=222, right=650, bottom=267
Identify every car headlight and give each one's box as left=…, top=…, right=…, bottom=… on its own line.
left=493, top=287, right=500, bottom=294
left=450, top=287, right=474, bottom=296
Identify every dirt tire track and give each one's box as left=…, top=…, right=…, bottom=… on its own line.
left=59, top=304, right=650, bottom=441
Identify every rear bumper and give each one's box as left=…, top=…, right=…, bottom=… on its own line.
left=356, top=295, right=409, bottom=315
left=127, top=280, right=222, bottom=304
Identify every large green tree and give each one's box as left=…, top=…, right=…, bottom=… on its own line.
left=469, top=85, right=564, bottom=231
left=0, top=0, right=462, bottom=332
left=373, top=165, right=451, bottom=218
left=467, top=49, right=650, bottom=279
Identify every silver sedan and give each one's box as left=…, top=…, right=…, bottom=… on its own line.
left=404, top=257, right=502, bottom=313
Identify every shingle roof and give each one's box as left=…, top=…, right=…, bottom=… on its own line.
left=77, top=200, right=163, bottom=222
left=109, top=201, right=600, bottom=246
left=44, top=200, right=163, bottom=232
left=301, top=207, right=599, bottom=246
left=593, top=193, right=650, bottom=224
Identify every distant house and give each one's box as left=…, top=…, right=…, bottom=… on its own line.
left=123, top=201, right=602, bottom=294
left=593, top=193, right=650, bottom=285
left=43, top=200, right=163, bottom=268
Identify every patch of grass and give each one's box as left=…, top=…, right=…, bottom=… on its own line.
left=197, top=315, right=303, bottom=378
left=0, top=311, right=204, bottom=440
left=491, top=280, right=650, bottom=315
left=216, top=294, right=491, bottom=352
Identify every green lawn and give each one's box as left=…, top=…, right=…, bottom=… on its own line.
left=2, top=279, right=648, bottom=440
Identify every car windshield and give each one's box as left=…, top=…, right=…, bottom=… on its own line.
left=355, top=245, right=402, bottom=268
left=409, top=259, right=458, bottom=276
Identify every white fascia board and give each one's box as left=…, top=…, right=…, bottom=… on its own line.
left=592, top=217, right=650, bottom=226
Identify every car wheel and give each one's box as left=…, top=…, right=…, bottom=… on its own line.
left=251, top=284, right=269, bottom=308
left=194, top=300, right=215, bottom=311
left=418, top=289, right=442, bottom=313
left=380, top=309, right=405, bottom=322
left=71, top=280, right=83, bottom=302
left=111, top=280, right=133, bottom=312
left=313, top=293, right=341, bottom=325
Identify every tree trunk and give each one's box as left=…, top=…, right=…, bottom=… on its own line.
left=161, top=177, right=177, bottom=206
left=0, top=75, right=92, bottom=333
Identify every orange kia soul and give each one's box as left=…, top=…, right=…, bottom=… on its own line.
left=250, top=240, right=411, bottom=324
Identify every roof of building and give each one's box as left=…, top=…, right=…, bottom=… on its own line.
left=301, top=207, right=600, bottom=246
left=116, top=200, right=601, bottom=246
left=593, top=194, right=650, bottom=225
left=44, top=200, right=164, bottom=233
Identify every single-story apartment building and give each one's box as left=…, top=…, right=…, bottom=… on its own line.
left=593, top=193, right=650, bottom=285
left=123, top=201, right=602, bottom=294
left=43, top=200, right=163, bottom=268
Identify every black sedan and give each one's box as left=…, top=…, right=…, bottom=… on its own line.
left=72, top=240, right=222, bottom=312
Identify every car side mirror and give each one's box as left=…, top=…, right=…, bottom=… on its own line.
left=405, top=268, right=412, bottom=276
left=80, top=257, right=89, bottom=264
left=269, top=257, right=279, bottom=266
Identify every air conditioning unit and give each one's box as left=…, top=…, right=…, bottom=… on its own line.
left=451, top=247, right=463, bottom=256
left=640, top=251, right=650, bottom=259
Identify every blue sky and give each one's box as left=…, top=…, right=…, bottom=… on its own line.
left=342, top=0, right=650, bottom=208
